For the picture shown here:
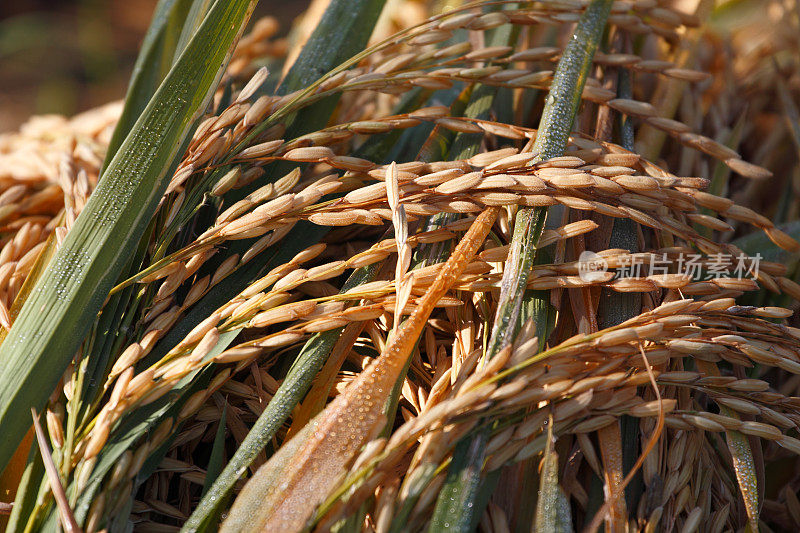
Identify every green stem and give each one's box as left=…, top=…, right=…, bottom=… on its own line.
left=598, top=63, right=643, bottom=515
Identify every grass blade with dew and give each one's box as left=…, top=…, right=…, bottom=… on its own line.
left=696, top=360, right=761, bottom=530
left=172, top=0, right=214, bottom=65
left=0, top=0, right=257, bottom=478
left=101, top=0, right=196, bottom=171
left=491, top=0, right=613, bottom=359
left=534, top=417, right=572, bottom=532
left=428, top=2, right=613, bottom=530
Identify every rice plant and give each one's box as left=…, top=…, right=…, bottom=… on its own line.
left=1, top=0, right=800, bottom=531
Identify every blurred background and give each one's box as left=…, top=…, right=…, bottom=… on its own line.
left=0, top=0, right=308, bottom=132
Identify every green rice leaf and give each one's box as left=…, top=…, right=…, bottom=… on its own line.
left=4, top=442, right=43, bottom=533
left=534, top=423, right=573, bottom=533
left=429, top=433, right=490, bottom=532
left=173, top=0, right=214, bottom=64
left=723, top=409, right=761, bottom=530
left=102, top=0, right=196, bottom=170
left=493, top=0, right=612, bottom=359
left=202, top=400, right=228, bottom=498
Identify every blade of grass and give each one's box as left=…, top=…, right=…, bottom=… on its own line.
left=173, top=0, right=213, bottom=64
left=428, top=3, right=613, bottom=530
left=0, top=230, right=58, bottom=346
left=278, top=0, right=385, bottom=95
left=596, top=61, right=641, bottom=519
left=201, top=400, right=227, bottom=498
left=696, top=361, right=761, bottom=530
left=491, top=0, right=612, bottom=357
left=0, top=0, right=257, bottom=476
left=726, top=420, right=761, bottom=531
left=3, top=433, right=40, bottom=533
left=102, top=0, right=195, bottom=171
left=534, top=417, right=572, bottom=532
left=429, top=432, right=491, bottom=532
left=286, top=321, right=369, bottom=438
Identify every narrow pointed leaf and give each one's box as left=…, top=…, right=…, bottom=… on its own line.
left=726, top=423, right=761, bottom=530
left=173, top=0, right=214, bottom=64
left=102, top=0, right=196, bottom=169
left=202, top=401, right=228, bottom=498
left=535, top=426, right=572, bottom=533
left=429, top=433, right=489, bottom=532
left=493, top=0, right=613, bottom=366
left=4, top=439, right=43, bottom=533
